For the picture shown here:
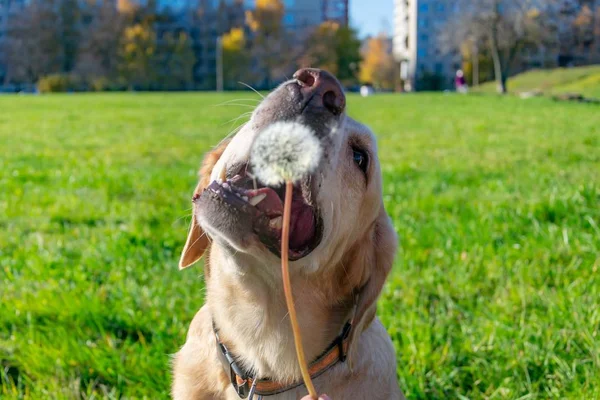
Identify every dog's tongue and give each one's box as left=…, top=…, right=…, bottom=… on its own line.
left=289, top=199, right=315, bottom=249
left=251, top=187, right=315, bottom=250
left=252, top=188, right=283, bottom=217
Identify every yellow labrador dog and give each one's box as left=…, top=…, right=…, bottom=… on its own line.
left=173, top=69, right=403, bottom=400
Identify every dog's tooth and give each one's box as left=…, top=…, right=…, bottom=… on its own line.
left=248, top=193, right=267, bottom=206
left=269, top=216, right=283, bottom=230
left=219, top=163, right=227, bottom=183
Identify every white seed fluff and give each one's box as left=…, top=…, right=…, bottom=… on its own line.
left=250, top=121, right=323, bottom=186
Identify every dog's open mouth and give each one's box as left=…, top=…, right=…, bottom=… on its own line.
left=202, top=165, right=322, bottom=260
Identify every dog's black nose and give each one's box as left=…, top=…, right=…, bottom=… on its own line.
left=293, top=68, right=346, bottom=116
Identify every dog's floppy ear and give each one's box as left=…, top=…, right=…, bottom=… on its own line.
left=347, top=210, right=397, bottom=367
left=179, top=139, right=231, bottom=270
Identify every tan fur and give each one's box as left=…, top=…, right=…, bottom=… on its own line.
left=179, top=139, right=231, bottom=270
left=173, top=117, right=403, bottom=399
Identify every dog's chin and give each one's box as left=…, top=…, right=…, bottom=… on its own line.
left=195, top=166, right=323, bottom=261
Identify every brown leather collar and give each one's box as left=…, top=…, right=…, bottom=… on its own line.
left=214, top=321, right=353, bottom=398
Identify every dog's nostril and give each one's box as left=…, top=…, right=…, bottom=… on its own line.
left=323, top=90, right=342, bottom=115
left=294, top=69, right=316, bottom=87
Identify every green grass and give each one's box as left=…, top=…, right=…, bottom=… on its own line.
left=477, top=64, right=600, bottom=98
left=1, top=92, right=599, bottom=399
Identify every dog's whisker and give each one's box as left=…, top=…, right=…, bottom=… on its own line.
left=224, top=121, right=248, bottom=140
left=172, top=214, right=192, bottom=226
left=184, top=227, right=210, bottom=256
left=279, top=311, right=291, bottom=326
left=238, top=81, right=265, bottom=99
left=213, top=98, right=261, bottom=107
left=213, top=103, right=257, bottom=109
left=223, top=113, right=252, bottom=135
left=220, top=112, right=253, bottom=127
left=172, top=206, right=195, bottom=227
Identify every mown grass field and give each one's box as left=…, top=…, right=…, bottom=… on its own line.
left=1, top=92, right=600, bottom=399
left=477, top=64, right=600, bottom=98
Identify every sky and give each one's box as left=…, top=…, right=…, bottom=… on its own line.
left=350, top=0, right=394, bottom=38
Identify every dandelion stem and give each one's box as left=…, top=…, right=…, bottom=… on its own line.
left=281, top=180, right=318, bottom=399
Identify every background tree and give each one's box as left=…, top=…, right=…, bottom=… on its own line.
left=573, top=4, right=598, bottom=60
left=300, top=22, right=362, bottom=87
left=222, top=27, right=251, bottom=89
left=441, top=0, right=553, bottom=94
left=76, top=1, right=125, bottom=83
left=460, top=41, right=495, bottom=86
left=245, top=0, right=287, bottom=88
left=117, top=0, right=141, bottom=18
left=359, top=34, right=397, bottom=90
left=218, top=0, right=246, bottom=35
left=119, top=23, right=157, bottom=89
left=156, top=32, right=196, bottom=90
left=58, top=0, right=81, bottom=73
left=3, top=1, right=63, bottom=83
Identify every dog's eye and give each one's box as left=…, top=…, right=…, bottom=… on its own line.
left=352, top=148, right=369, bottom=174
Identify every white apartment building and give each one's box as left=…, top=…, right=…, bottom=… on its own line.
left=393, top=0, right=461, bottom=91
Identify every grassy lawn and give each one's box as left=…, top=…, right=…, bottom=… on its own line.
left=477, top=64, right=600, bottom=98
left=1, top=92, right=599, bottom=399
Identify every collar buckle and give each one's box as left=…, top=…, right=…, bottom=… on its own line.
left=215, top=332, right=252, bottom=398
left=232, top=375, right=251, bottom=399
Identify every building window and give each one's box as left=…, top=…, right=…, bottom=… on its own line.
left=417, top=48, right=428, bottom=58
left=419, top=3, right=429, bottom=12
left=420, top=33, right=429, bottom=42
left=435, top=63, right=443, bottom=74
left=436, top=3, right=445, bottom=12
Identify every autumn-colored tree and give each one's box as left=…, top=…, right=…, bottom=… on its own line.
left=300, top=22, right=361, bottom=87
left=245, top=0, right=289, bottom=87
left=301, top=22, right=339, bottom=74
left=460, top=41, right=494, bottom=86
left=119, top=23, right=157, bottom=89
left=222, top=27, right=251, bottom=89
left=359, top=35, right=397, bottom=90
left=246, top=0, right=284, bottom=35
left=117, top=0, right=140, bottom=18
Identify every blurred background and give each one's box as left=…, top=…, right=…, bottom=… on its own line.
left=0, top=0, right=598, bottom=95
left=1, top=1, right=600, bottom=399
